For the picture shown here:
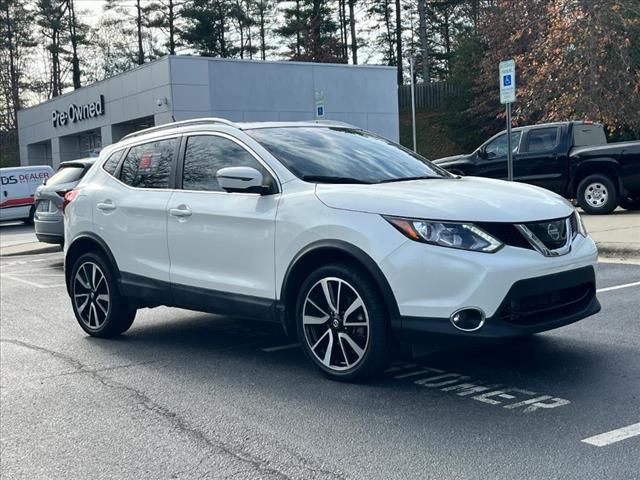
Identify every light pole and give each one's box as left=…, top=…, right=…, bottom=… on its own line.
left=409, top=55, right=417, bottom=153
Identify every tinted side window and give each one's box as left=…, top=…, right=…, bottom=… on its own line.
left=182, top=135, right=270, bottom=192
left=525, top=128, right=559, bottom=153
left=120, top=139, right=176, bottom=188
left=102, top=150, right=124, bottom=176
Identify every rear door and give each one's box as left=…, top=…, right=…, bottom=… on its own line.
left=93, top=138, right=178, bottom=290
left=515, top=126, right=564, bottom=193
left=167, top=133, right=280, bottom=317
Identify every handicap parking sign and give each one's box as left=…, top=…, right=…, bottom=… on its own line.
left=499, top=60, right=516, bottom=104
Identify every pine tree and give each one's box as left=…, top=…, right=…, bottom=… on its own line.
left=181, top=0, right=233, bottom=57
left=145, top=0, right=183, bottom=55
left=35, top=0, right=70, bottom=97
left=252, top=0, right=273, bottom=60
left=276, top=0, right=343, bottom=62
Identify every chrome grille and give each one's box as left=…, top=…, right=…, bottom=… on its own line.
left=515, top=216, right=573, bottom=257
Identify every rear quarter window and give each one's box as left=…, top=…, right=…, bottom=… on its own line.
left=573, top=125, right=607, bottom=147
left=102, top=150, right=125, bottom=176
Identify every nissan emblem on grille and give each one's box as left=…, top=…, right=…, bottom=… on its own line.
left=547, top=223, right=561, bottom=241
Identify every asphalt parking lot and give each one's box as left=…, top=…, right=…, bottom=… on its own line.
left=1, top=235, right=639, bottom=479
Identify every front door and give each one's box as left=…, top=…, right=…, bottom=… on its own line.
left=167, top=133, right=280, bottom=319
left=474, top=131, right=521, bottom=179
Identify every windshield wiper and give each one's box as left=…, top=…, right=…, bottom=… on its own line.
left=377, top=175, right=442, bottom=184
left=301, top=175, right=372, bottom=184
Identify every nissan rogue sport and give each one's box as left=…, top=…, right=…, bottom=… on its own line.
left=63, top=118, right=600, bottom=380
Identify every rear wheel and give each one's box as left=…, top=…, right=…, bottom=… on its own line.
left=620, top=194, right=640, bottom=211
left=70, top=252, right=136, bottom=337
left=296, top=263, right=389, bottom=381
left=577, top=174, right=619, bottom=215
left=24, top=206, right=35, bottom=225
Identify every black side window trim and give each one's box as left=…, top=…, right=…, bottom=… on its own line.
left=177, top=133, right=280, bottom=194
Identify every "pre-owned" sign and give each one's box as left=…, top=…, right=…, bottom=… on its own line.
left=52, top=95, right=105, bottom=128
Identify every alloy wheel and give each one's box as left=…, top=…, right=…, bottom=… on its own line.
left=302, top=277, right=370, bottom=371
left=73, top=261, right=110, bottom=330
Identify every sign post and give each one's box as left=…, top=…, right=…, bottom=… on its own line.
left=499, top=60, right=516, bottom=181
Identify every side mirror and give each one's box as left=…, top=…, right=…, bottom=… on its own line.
left=216, top=166, right=266, bottom=193
left=477, top=147, right=487, bottom=159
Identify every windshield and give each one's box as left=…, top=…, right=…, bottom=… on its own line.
left=46, top=165, right=85, bottom=186
left=247, top=127, right=449, bottom=183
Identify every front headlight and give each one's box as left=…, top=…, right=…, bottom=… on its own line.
left=385, top=216, right=503, bottom=253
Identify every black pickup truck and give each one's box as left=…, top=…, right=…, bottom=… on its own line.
left=433, top=121, right=640, bottom=214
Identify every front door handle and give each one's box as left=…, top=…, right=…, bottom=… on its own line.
left=96, top=201, right=116, bottom=212
left=169, top=205, right=192, bottom=217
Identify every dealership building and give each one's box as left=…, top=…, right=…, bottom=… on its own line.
left=17, top=56, right=399, bottom=168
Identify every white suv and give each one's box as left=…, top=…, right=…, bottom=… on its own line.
left=64, top=118, right=600, bottom=380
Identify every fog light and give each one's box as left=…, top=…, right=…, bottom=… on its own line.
left=450, top=308, right=485, bottom=332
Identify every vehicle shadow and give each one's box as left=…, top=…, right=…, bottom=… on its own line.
left=81, top=310, right=610, bottom=393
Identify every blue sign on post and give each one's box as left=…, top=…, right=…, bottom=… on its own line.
left=503, top=74, right=512, bottom=87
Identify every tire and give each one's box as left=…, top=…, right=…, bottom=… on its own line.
left=69, top=252, right=136, bottom=337
left=24, top=206, right=35, bottom=225
left=296, top=263, right=389, bottom=381
left=620, top=195, right=640, bottom=211
left=577, top=174, right=619, bottom=215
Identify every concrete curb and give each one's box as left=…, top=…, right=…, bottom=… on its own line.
left=0, top=242, right=62, bottom=258
left=596, top=243, right=640, bottom=259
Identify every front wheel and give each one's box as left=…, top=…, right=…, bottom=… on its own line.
left=577, top=174, right=619, bottom=215
left=296, top=263, right=389, bottom=381
left=70, top=252, right=136, bottom=337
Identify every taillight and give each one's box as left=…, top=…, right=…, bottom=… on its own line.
left=62, top=190, right=78, bottom=214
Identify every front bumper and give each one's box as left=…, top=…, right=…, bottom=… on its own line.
left=398, top=266, right=600, bottom=338
left=380, top=233, right=600, bottom=339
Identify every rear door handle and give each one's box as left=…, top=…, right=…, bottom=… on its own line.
left=169, top=206, right=192, bottom=217
left=96, top=201, right=116, bottom=212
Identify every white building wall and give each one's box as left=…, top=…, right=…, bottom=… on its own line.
left=18, top=56, right=398, bottom=167
left=168, top=57, right=399, bottom=141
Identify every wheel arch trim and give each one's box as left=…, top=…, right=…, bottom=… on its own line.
left=571, top=159, right=622, bottom=197
left=65, top=232, right=120, bottom=296
left=279, top=239, right=401, bottom=333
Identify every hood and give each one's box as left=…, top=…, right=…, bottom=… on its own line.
left=315, top=176, right=573, bottom=223
left=432, top=154, right=470, bottom=165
